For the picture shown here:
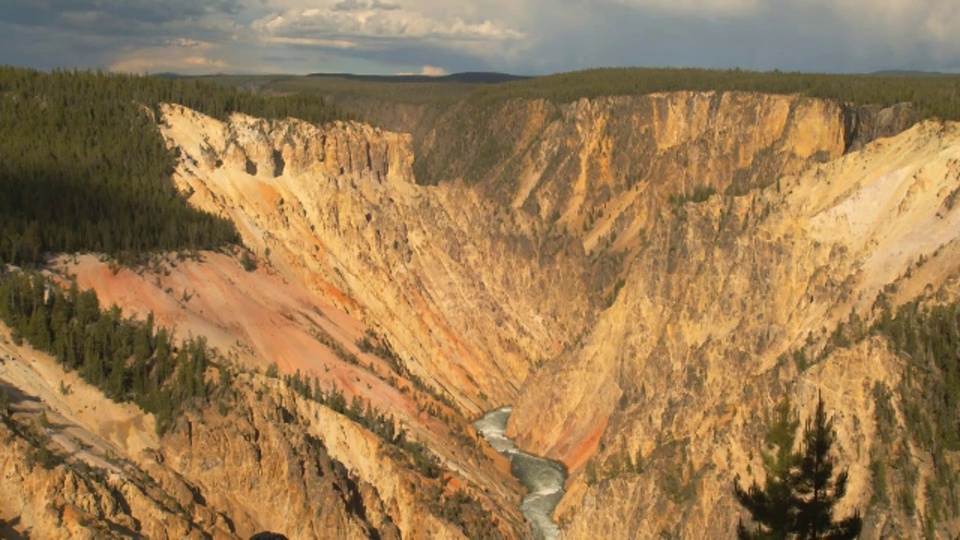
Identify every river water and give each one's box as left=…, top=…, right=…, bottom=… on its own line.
left=474, top=406, right=567, bottom=540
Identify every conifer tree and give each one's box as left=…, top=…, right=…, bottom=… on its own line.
left=735, top=396, right=802, bottom=539
left=734, top=393, right=862, bottom=539
left=792, top=396, right=862, bottom=539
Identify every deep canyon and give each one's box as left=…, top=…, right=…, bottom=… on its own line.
left=3, top=86, right=960, bottom=539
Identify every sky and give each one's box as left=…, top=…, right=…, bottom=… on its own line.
left=0, top=0, right=958, bottom=76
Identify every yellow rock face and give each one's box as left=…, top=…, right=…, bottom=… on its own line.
left=8, top=91, right=950, bottom=538
left=151, top=94, right=960, bottom=538
left=513, top=121, right=960, bottom=538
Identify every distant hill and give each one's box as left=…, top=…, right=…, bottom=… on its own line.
left=305, top=72, right=531, bottom=84
left=869, top=70, right=960, bottom=77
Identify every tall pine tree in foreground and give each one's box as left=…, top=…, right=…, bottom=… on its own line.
left=734, top=393, right=862, bottom=539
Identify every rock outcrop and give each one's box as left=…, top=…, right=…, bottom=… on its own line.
left=7, top=89, right=954, bottom=539
left=151, top=93, right=957, bottom=537
left=0, top=318, right=525, bottom=539
left=512, top=121, right=960, bottom=537
left=157, top=93, right=863, bottom=415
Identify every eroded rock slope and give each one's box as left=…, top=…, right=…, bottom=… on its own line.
left=5, top=89, right=953, bottom=539
left=152, top=92, right=958, bottom=537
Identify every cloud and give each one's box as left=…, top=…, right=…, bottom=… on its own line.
left=1, top=0, right=959, bottom=75
left=331, top=0, right=401, bottom=12
left=109, top=41, right=232, bottom=74
left=395, top=65, right=448, bottom=76
left=252, top=5, right=524, bottom=43
left=612, top=0, right=761, bottom=17
left=244, top=0, right=527, bottom=73
left=166, top=38, right=203, bottom=47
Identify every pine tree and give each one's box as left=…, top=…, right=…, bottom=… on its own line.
left=735, top=396, right=802, bottom=539
left=734, top=393, right=862, bottom=539
left=792, top=395, right=862, bottom=539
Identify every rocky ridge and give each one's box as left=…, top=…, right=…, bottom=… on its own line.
left=155, top=93, right=954, bottom=537
left=1, top=89, right=951, bottom=538
left=0, top=313, right=525, bottom=539
left=515, top=120, right=960, bottom=537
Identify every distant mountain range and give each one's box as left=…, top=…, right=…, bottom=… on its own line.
left=869, top=70, right=960, bottom=77
left=305, top=71, right=531, bottom=84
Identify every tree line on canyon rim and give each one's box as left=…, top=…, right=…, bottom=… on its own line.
left=209, top=67, right=960, bottom=121
left=458, top=68, right=960, bottom=120
left=0, top=67, right=351, bottom=267
left=2, top=66, right=959, bottom=267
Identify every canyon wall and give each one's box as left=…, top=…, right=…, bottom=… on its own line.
left=153, top=93, right=947, bottom=537
left=0, top=312, right=526, bottom=539
left=158, top=92, right=868, bottom=413
left=511, top=121, right=960, bottom=537
left=5, top=89, right=949, bottom=538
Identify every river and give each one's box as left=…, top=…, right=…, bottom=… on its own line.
left=474, top=406, right=567, bottom=540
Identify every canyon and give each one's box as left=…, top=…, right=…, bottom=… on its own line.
left=2, top=88, right=959, bottom=538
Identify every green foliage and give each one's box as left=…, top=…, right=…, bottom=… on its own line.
left=734, top=396, right=802, bottom=539
left=240, top=251, right=258, bottom=272
left=0, top=67, right=349, bottom=266
left=265, top=362, right=280, bottom=379
left=869, top=457, right=888, bottom=505
left=805, top=298, right=960, bottom=525
left=0, top=270, right=212, bottom=434
left=873, top=301, right=960, bottom=452
left=435, top=489, right=503, bottom=540
left=0, top=395, right=63, bottom=471
left=282, top=369, right=441, bottom=479
left=0, top=387, right=9, bottom=416
left=791, top=397, right=862, bottom=538
left=460, top=68, right=960, bottom=120
left=668, top=185, right=717, bottom=206
left=734, top=394, right=862, bottom=539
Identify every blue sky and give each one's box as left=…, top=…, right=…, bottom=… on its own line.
left=0, top=0, right=957, bottom=75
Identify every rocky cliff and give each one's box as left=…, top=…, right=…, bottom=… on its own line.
left=0, top=312, right=525, bottom=539
left=157, top=92, right=872, bottom=413
left=3, top=88, right=951, bottom=539
left=512, top=120, right=960, bottom=538
left=152, top=92, right=951, bottom=537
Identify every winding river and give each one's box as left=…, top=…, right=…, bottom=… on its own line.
left=474, top=407, right=567, bottom=540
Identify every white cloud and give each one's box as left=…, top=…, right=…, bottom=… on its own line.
left=4, top=0, right=960, bottom=75
left=166, top=38, right=203, bottom=47
left=613, top=0, right=761, bottom=16
left=251, top=3, right=525, bottom=44
left=109, top=42, right=232, bottom=74
left=261, top=36, right=360, bottom=48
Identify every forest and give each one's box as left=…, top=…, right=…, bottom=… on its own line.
left=0, top=270, right=210, bottom=434
left=3, top=67, right=957, bottom=267
left=0, top=67, right=350, bottom=267
left=205, top=67, right=960, bottom=120
left=460, top=68, right=960, bottom=119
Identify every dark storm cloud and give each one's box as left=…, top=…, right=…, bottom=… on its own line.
left=515, top=0, right=959, bottom=74
left=0, top=0, right=243, bottom=28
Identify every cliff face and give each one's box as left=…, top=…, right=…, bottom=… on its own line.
left=5, top=90, right=946, bottom=538
left=158, top=93, right=861, bottom=415
left=511, top=120, right=960, bottom=538
left=159, top=104, right=595, bottom=415
left=150, top=93, right=951, bottom=537
left=0, top=314, right=524, bottom=539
